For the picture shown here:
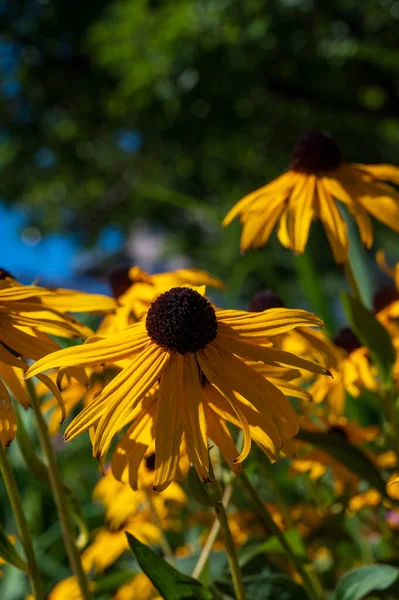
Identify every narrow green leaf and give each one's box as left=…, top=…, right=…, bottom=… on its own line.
left=340, top=292, right=395, bottom=385
left=126, top=533, right=215, bottom=600
left=0, top=522, right=27, bottom=572
left=239, top=530, right=306, bottom=567
left=297, top=429, right=387, bottom=496
left=335, top=564, right=399, bottom=600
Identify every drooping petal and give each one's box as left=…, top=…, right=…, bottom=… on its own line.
left=353, top=163, right=399, bottom=185
left=286, top=174, right=316, bottom=254
left=205, top=404, right=241, bottom=471
left=65, top=344, right=160, bottom=442
left=204, top=383, right=277, bottom=461
left=239, top=194, right=287, bottom=252
left=182, top=354, right=210, bottom=483
left=112, top=395, right=156, bottom=491
left=153, top=353, right=184, bottom=491
left=197, top=350, right=252, bottom=463
left=317, top=180, right=348, bottom=264
left=93, top=346, right=170, bottom=458
left=222, top=171, right=296, bottom=226
left=352, top=173, right=399, bottom=234
left=204, top=340, right=299, bottom=438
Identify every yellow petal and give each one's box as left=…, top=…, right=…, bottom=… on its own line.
left=205, top=406, right=241, bottom=471
left=317, top=180, right=348, bottom=264
left=25, top=324, right=149, bottom=377
left=287, top=174, right=316, bottom=254
left=353, top=163, right=399, bottom=185
left=93, top=346, right=169, bottom=458
left=222, top=336, right=331, bottom=377
left=198, top=351, right=251, bottom=463
left=205, top=340, right=299, bottom=438
left=112, top=397, right=156, bottom=491
left=182, top=354, right=210, bottom=483
left=222, top=171, right=295, bottom=226
left=217, top=307, right=325, bottom=337
left=154, top=353, right=184, bottom=491
left=0, top=380, right=17, bottom=448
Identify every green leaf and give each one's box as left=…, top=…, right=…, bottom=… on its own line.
left=126, top=533, right=216, bottom=600
left=245, top=571, right=309, bottom=600
left=340, top=292, right=395, bottom=385
left=239, top=530, right=306, bottom=566
left=335, top=564, right=399, bottom=600
left=297, top=429, right=387, bottom=496
left=0, top=522, right=27, bottom=572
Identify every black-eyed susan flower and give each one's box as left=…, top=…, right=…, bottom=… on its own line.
left=26, top=286, right=329, bottom=491
left=223, top=129, right=399, bottom=263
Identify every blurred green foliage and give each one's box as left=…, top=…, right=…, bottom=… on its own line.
left=2, top=0, right=399, bottom=304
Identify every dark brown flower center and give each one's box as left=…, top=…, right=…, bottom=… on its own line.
left=290, top=130, right=342, bottom=174
left=108, top=266, right=132, bottom=299
left=373, top=286, right=399, bottom=314
left=333, top=327, right=361, bottom=354
left=145, top=287, right=217, bottom=354
left=145, top=453, right=156, bottom=471
left=248, top=289, right=284, bottom=312
left=328, top=425, right=348, bottom=441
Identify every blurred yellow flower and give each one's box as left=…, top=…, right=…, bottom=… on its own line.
left=49, top=576, right=95, bottom=600
left=113, top=573, right=161, bottom=600
left=0, top=275, right=113, bottom=446
left=27, top=287, right=328, bottom=491
left=93, top=469, right=186, bottom=530
left=223, top=130, right=399, bottom=263
left=292, top=415, right=380, bottom=494
left=99, top=265, right=225, bottom=335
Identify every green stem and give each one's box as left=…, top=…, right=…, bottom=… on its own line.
left=192, top=484, right=233, bottom=580
left=380, top=389, right=399, bottom=465
left=295, top=250, right=335, bottom=335
left=0, top=444, right=44, bottom=599
left=27, top=381, right=93, bottom=600
left=144, top=489, right=175, bottom=565
left=240, top=472, right=323, bottom=600
left=214, top=497, right=246, bottom=600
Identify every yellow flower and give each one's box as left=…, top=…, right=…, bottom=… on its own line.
left=223, top=129, right=399, bottom=263
left=0, top=276, right=115, bottom=445
left=49, top=576, right=95, bottom=600
left=99, top=265, right=224, bottom=335
left=113, top=573, right=161, bottom=600
left=27, top=286, right=329, bottom=491
left=284, top=326, right=378, bottom=414
left=349, top=489, right=382, bottom=512
left=82, top=518, right=160, bottom=573
left=291, top=416, right=380, bottom=494
left=93, top=469, right=186, bottom=530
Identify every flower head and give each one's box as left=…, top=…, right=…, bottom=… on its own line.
left=27, top=286, right=330, bottom=491
left=223, top=129, right=399, bottom=263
